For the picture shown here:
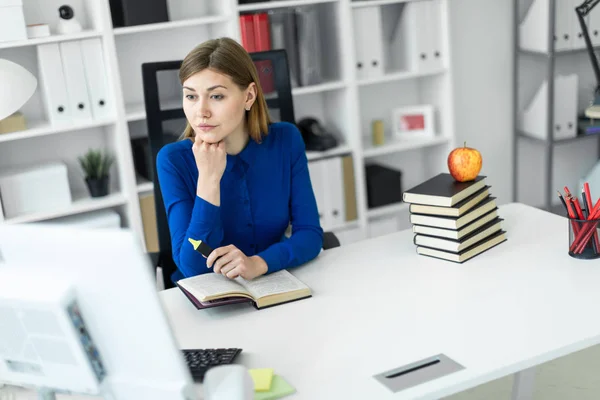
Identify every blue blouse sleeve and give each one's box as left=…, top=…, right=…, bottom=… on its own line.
left=156, top=145, right=224, bottom=279
left=257, top=126, right=324, bottom=272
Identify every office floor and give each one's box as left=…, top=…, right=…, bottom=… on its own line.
left=444, top=343, right=600, bottom=399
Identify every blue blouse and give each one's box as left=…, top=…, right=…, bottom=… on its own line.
left=156, top=121, right=323, bottom=282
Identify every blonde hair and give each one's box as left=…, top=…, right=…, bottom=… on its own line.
left=178, top=37, right=271, bottom=143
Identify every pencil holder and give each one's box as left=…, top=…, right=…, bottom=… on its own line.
left=568, top=216, right=600, bottom=259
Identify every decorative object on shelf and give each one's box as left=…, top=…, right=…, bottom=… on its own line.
left=297, top=117, right=338, bottom=151
left=0, top=162, right=72, bottom=219
left=78, top=149, right=115, bottom=198
left=0, top=111, right=26, bottom=134
left=109, top=0, right=169, bottom=28
left=391, top=104, right=435, bottom=141
left=26, top=23, right=51, bottom=39
left=0, top=58, right=37, bottom=120
left=371, top=119, right=385, bottom=146
left=447, top=142, right=482, bottom=183
left=56, top=5, right=83, bottom=35
left=0, top=0, right=27, bottom=43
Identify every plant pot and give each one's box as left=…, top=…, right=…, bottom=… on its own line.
left=86, top=176, right=110, bottom=198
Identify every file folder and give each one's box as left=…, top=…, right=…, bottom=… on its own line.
left=326, top=157, right=346, bottom=228
left=295, top=6, right=322, bottom=86
left=308, top=159, right=329, bottom=230
left=399, top=1, right=430, bottom=73
left=37, top=43, right=71, bottom=124
left=269, top=9, right=300, bottom=87
left=353, top=6, right=384, bottom=80
left=81, top=38, right=112, bottom=120
left=59, top=40, right=93, bottom=122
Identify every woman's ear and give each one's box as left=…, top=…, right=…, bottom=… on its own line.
left=245, top=82, right=257, bottom=111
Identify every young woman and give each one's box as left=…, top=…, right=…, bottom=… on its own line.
left=157, top=37, right=323, bottom=284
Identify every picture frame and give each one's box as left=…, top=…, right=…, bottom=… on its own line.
left=391, top=105, right=435, bottom=141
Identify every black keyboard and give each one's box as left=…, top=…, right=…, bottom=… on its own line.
left=182, top=348, right=243, bottom=382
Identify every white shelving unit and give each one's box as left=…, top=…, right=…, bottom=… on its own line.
left=0, top=0, right=455, bottom=248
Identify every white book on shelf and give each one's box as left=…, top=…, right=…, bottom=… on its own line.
left=569, top=0, right=586, bottom=50
left=81, top=38, right=112, bottom=120
left=520, top=74, right=578, bottom=140
left=37, top=43, right=71, bottom=124
left=59, top=40, right=93, bottom=122
left=352, top=6, right=384, bottom=80
left=554, top=0, right=572, bottom=51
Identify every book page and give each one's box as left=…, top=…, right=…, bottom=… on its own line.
left=178, top=273, right=250, bottom=300
left=239, top=270, right=309, bottom=299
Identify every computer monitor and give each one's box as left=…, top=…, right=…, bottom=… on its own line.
left=0, top=223, right=199, bottom=400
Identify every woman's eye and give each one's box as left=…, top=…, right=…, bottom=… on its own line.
left=185, top=94, right=196, bottom=100
left=211, top=94, right=224, bottom=100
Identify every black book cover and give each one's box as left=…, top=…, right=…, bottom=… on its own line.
left=403, top=173, right=486, bottom=202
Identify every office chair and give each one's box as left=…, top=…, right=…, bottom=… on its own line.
left=141, top=49, right=339, bottom=290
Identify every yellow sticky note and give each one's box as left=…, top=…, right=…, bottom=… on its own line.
left=253, top=375, right=296, bottom=400
left=249, top=368, right=274, bottom=392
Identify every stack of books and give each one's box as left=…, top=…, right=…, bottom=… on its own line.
left=402, top=173, right=507, bottom=263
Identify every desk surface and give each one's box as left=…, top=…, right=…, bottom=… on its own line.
left=160, top=202, right=600, bottom=399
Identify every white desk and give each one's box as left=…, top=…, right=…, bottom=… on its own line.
left=159, top=202, right=600, bottom=399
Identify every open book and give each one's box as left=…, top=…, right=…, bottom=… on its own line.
left=176, top=269, right=312, bottom=310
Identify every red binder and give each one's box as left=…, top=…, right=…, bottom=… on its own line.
left=239, top=14, right=256, bottom=52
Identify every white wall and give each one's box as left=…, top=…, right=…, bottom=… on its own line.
left=449, top=0, right=514, bottom=206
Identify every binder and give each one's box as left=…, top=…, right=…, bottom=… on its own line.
left=554, top=0, right=572, bottom=51
left=326, top=157, right=346, bottom=228
left=427, top=0, right=444, bottom=70
left=295, top=6, right=322, bottom=86
left=239, top=14, right=256, bottom=52
left=59, top=40, right=93, bottom=122
left=398, top=1, right=430, bottom=72
left=80, top=38, right=112, bottom=120
left=590, top=2, right=600, bottom=47
left=569, top=0, right=586, bottom=49
left=520, top=74, right=578, bottom=140
left=353, top=6, right=384, bottom=80
left=269, top=9, right=300, bottom=87
left=519, top=0, right=550, bottom=53
left=308, top=159, right=329, bottom=230
left=37, top=43, right=71, bottom=124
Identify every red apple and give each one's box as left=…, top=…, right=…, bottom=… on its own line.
left=447, top=142, right=482, bottom=182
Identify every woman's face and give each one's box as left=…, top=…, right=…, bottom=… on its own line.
left=182, top=68, right=256, bottom=144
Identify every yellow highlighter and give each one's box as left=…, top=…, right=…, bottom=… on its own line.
left=249, top=368, right=274, bottom=392
left=188, top=238, right=214, bottom=258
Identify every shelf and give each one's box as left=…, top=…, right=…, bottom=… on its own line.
left=292, top=81, right=346, bottom=96
left=137, top=179, right=154, bottom=193
left=518, top=130, right=600, bottom=145
left=306, top=144, right=352, bottom=161
left=357, top=68, right=446, bottom=86
left=113, top=15, right=230, bottom=36
left=238, top=0, right=338, bottom=12
left=367, top=202, right=409, bottom=219
left=362, top=135, right=449, bottom=158
left=0, top=30, right=103, bottom=50
left=0, top=119, right=116, bottom=144
left=351, top=0, right=414, bottom=7
left=3, top=192, right=127, bottom=224
left=331, top=220, right=360, bottom=232
left=125, top=99, right=181, bottom=122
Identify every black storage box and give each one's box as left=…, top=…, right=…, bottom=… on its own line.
left=365, top=164, right=403, bottom=208
left=109, top=0, right=169, bottom=28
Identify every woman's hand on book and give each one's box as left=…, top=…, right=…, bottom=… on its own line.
left=206, top=245, right=268, bottom=280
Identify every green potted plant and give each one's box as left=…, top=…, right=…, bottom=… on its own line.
left=78, top=149, right=114, bottom=197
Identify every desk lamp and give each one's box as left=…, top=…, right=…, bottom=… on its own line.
left=576, top=0, right=600, bottom=118
left=0, top=58, right=37, bottom=120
